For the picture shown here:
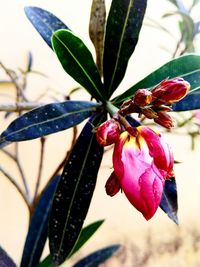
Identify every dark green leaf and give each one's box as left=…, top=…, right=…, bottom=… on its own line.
left=52, top=30, right=105, bottom=102
left=37, top=256, right=53, bottom=267
left=0, top=247, right=16, bottom=267
left=103, top=0, right=147, bottom=97
left=38, top=220, right=104, bottom=266
left=71, top=244, right=121, bottom=267
left=0, top=101, right=99, bottom=148
left=20, top=176, right=60, bottom=267
left=113, top=54, right=200, bottom=106
left=49, top=116, right=104, bottom=265
left=160, top=178, right=178, bottom=224
left=24, top=6, right=69, bottom=49
left=89, top=0, right=106, bottom=76
left=69, top=220, right=104, bottom=257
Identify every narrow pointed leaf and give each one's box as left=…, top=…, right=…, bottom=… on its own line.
left=172, top=89, right=200, bottom=111
left=0, top=247, right=16, bottom=267
left=0, top=101, right=99, bottom=148
left=160, top=178, right=178, bottom=224
left=20, top=176, right=60, bottom=267
left=113, top=54, right=200, bottom=106
left=52, top=30, right=105, bottom=102
left=89, top=0, right=106, bottom=75
left=69, top=220, right=104, bottom=257
left=71, top=244, right=121, bottom=267
left=38, top=220, right=104, bottom=266
left=49, top=116, right=104, bottom=265
left=24, top=6, right=69, bottom=49
left=103, top=0, right=147, bottom=97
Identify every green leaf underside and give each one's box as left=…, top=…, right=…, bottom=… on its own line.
left=113, top=54, right=200, bottom=106
left=49, top=115, right=104, bottom=265
left=24, top=6, right=69, bottom=49
left=52, top=30, right=105, bottom=102
left=71, top=245, right=121, bottom=267
left=103, top=0, right=147, bottom=97
left=160, top=178, right=178, bottom=224
left=38, top=220, right=104, bottom=266
left=20, top=176, right=59, bottom=267
left=0, top=101, right=99, bottom=148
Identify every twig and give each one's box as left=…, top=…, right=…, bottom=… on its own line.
left=0, top=102, right=43, bottom=112
left=15, top=143, right=32, bottom=204
left=33, top=137, right=46, bottom=203
left=0, top=165, right=30, bottom=210
left=0, top=61, right=28, bottom=102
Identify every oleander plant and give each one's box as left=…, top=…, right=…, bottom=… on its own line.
left=1, top=0, right=200, bottom=266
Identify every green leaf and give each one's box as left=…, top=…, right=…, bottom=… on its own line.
left=52, top=30, right=105, bottom=102
left=71, top=245, right=121, bottom=267
left=103, top=0, right=147, bottom=97
left=69, top=220, right=104, bottom=257
left=38, top=220, right=104, bottom=266
left=24, top=6, right=69, bottom=49
left=37, top=256, right=53, bottom=267
left=113, top=54, right=200, bottom=106
left=48, top=116, right=104, bottom=265
left=89, top=0, right=106, bottom=76
left=20, top=176, right=60, bottom=267
left=0, top=101, right=99, bottom=148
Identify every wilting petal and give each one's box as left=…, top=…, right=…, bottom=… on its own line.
left=138, top=126, right=174, bottom=177
left=112, top=127, right=174, bottom=220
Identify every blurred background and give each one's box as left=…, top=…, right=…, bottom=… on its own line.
left=1, top=0, right=200, bottom=266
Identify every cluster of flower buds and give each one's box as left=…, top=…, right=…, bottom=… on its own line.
left=95, top=77, right=189, bottom=220
left=120, top=78, right=190, bottom=128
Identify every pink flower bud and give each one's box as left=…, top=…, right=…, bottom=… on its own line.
left=112, top=126, right=174, bottom=220
left=133, top=89, right=152, bottom=107
left=154, top=111, right=174, bottom=129
left=105, top=172, right=121, bottom=197
left=151, top=78, right=190, bottom=105
left=96, top=119, right=121, bottom=146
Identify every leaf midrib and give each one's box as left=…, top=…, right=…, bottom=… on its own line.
left=27, top=199, right=52, bottom=267
left=0, top=106, right=95, bottom=143
left=54, top=32, right=103, bottom=101
left=107, top=0, right=134, bottom=96
left=56, top=133, right=95, bottom=260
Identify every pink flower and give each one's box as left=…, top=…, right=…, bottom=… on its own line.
left=112, top=126, right=174, bottom=220
left=96, top=119, right=121, bottom=146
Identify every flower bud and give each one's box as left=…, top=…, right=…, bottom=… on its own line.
left=96, top=119, right=121, bottom=146
left=142, top=108, right=158, bottom=119
left=154, top=111, right=174, bottom=129
left=151, top=78, right=190, bottom=105
left=105, top=172, right=121, bottom=197
left=133, top=89, right=152, bottom=107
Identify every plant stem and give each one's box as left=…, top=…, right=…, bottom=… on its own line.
left=0, top=165, right=30, bottom=210
left=33, top=137, right=46, bottom=203
left=0, top=102, right=42, bottom=112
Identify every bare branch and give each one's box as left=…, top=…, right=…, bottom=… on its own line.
left=0, top=165, right=30, bottom=209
